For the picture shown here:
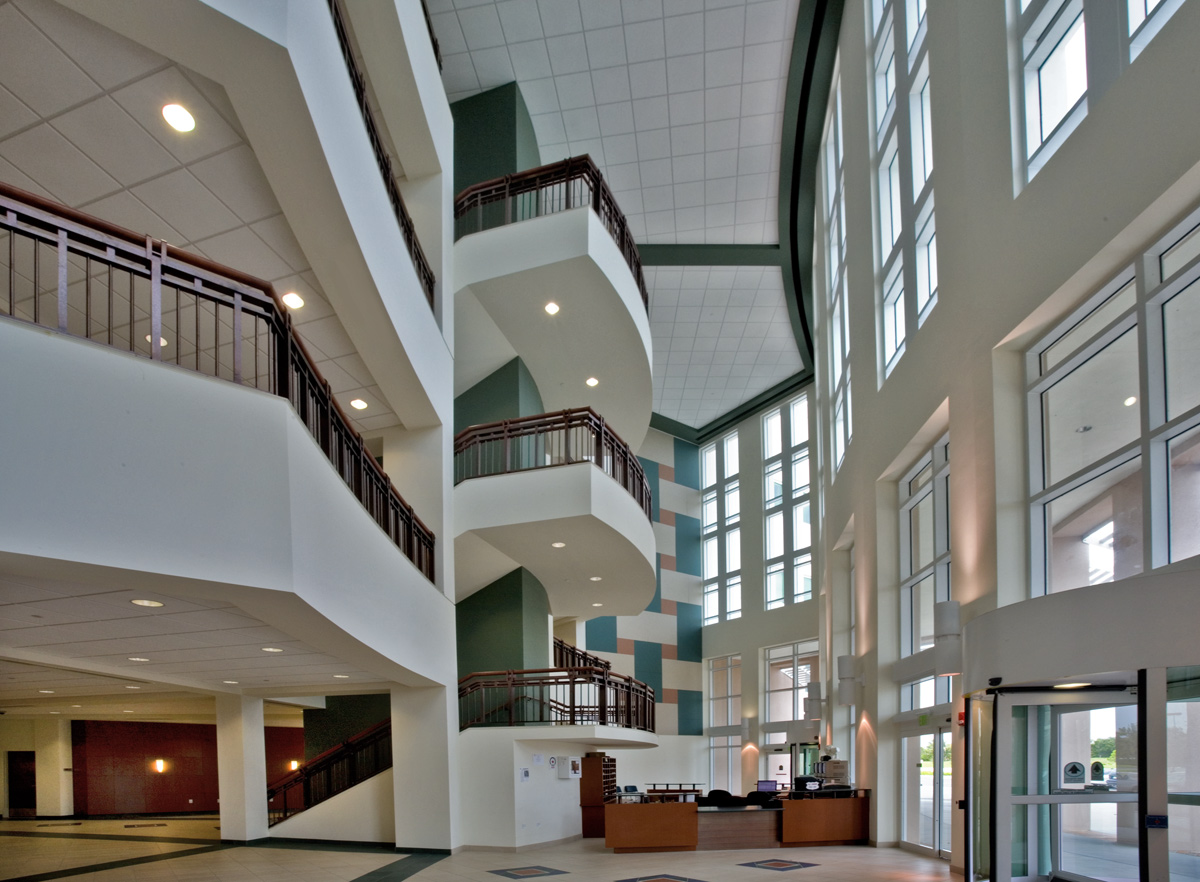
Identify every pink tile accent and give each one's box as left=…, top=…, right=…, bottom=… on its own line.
left=661, top=599, right=677, bottom=615
left=658, top=509, right=676, bottom=526
left=661, top=644, right=677, bottom=660
left=616, top=638, right=636, bottom=655
left=660, top=465, right=675, bottom=482
left=660, top=555, right=676, bottom=571
left=662, top=688, right=679, bottom=704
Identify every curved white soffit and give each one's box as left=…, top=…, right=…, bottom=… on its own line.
left=961, top=566, right=1200, bottom=694
left=455, top=208, right=653, bottom=450
left=454, top=463, right=656, bottom=618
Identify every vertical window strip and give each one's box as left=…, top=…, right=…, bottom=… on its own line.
left=701, top=431, right=741, bottom=624
left=763, top=395, right=813, bottom=611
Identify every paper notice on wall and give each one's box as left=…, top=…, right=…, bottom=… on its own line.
left=533, top=754, right=544, bottom=765
left=519, top=768, right=531, bottom=783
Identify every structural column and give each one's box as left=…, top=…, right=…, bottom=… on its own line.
left=391, top=685, right=458, bottom=850
left=215, top=694, right=268, bottom=842
left=33, top=718, right=73, bottom=817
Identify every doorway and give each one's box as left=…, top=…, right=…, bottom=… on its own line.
left=7, top=751, right=36, bottom=819
left=902, top=727, right=954, bottom=859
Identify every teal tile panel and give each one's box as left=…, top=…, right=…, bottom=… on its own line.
left=585, top=617, right=617, bottom=653
left=673, top=438, right=700, bottom=489
left=674, top=514, right=700, bottom=576
left=634, top=641, right=663, bottom=699
left=677, top=689, right=703, bottom=735
left=675, top=602, right=702, bottom=662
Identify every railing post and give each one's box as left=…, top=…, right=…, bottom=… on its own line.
left=504, top=175, right=512, bottom=226
left=564, top=411, right=571, bottom=463
left=276, top=315, right=291, bottom=401
left=149, top=238, right=162, bottom=361
left=56, top=229, right=68, bottom=332
left=232, top=292, right=243, bottom=384
left=599, top=670, right=609, bottom=726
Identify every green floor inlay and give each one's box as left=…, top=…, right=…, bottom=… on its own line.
left=351, top=852, right=448, bottom=882
left=0, top=843, right=233, bottom=882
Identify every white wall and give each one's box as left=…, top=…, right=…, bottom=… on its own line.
left=271, top=768, right=395, bottom=843
left=606, top=735, right=708, bottom=792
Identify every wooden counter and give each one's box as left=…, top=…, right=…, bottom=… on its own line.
left=697, top=806, right=781, bottom=849
left=781, top=793, right=869, bottom=846
left=605, top=801, right=697, bottom=853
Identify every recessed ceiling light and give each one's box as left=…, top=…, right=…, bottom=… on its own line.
left=223, top=680, right=239, bottom=685
left=50, top=711, right=61, bottom=714
left=545, top=302, right=560, bottom=315
left=592, top=602, right=603, bottom=607
left=131, top=599, right=164, bottom=608
left=126, top=686, right=141, bottom=689
left=350, top=399, right=368, bottom=410
left=589, top=576, right=602, bottom=582
left=282, top=292, right=305, bottom=309
left=333, top=674, right=350, bottom=679
left=586, top=377, right=599, bottom=387
left=1054, top=682, right=1092, bottom=689
left=128, top=657, right=149, bottom=662
left=162, top=103, right=195, bottom=132
left=39, top=689, right=54, bottom=694
left=262, top=647, right=284, bottom=653
left=123, top=709, right=134, bottom=713
left=72, top=705, right=81, bottom=708
left=144, top=335, right=169, bottom=347
left=551, top=541, right=566, bottom=548
left=1124, top=396, right=1137, bottom=406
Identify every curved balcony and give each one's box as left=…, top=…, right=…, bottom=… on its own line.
left=0, top=182, right=434, bottom=581
left=459, top=666, right=655, bottom=733
left=453, top=409, right=656, bottom=617
left=453, top=157, right=653, bottom=451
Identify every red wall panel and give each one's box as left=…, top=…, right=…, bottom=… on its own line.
left=71, top=721, right=304, bottom=816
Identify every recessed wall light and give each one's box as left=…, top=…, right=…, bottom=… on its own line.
left=223, top=680, right=239, bottom=685
left=39, top=689, right=54, bottom=694
left=128, top=657, right=149, bottom=662
left=586, top=377, right=599, bottom=387
left=144, top=335, right=169, bottom=347
left=131, top=599, right=164, bottom=608
left=350, top=399, right=368, bottom=410
left=545, top=302, right=560, bottom=315
left=289, top=760, right=301, bottom=771
left=282, top=292, right=305, bottom=309
left=162, top=103, right=195, bottom=132
left=1124, top=396, right=1137, bottom=406
left=333, top=674, right=350, bottom=679
left=154, top=759, right=166, bottom=773
left=1054, top=682, right=1092, bottom=689
left=551, top=541, right=566, bottom=548
left=592, top=602, right=603, bottom=607
left=261, top=647, right=284, bottom=653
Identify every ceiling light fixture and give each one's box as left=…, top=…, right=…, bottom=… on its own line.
left=123, top=710, right=134, bottom=713
left=223, top=680, right=239, bottom=685
left=162, top=103, right=195, bottom=132
left=1124, top=396, right=1137, bottom=406
left=72, top=705, right=81, bottom=708
left=333, top=674, right=350, bottom=679
left=144, top=335, right=169, bottom=347
left=589, top=576, right=602, bottom=582
left=39, top=689, right=54, bottom=694
left=128, top=657, right=149, bottom=662
left=551, top=541, right=566, bottom=548
left=126, top=685, right=141, bottom=689
left=282, top=292, right=305, bottom=309
left=350, top=399, right=368, bottom=410
left=50, top=711, right=61, bottom=714
left=1054, top=682, right=1092, bottom=689
left=592, top=602, right=603, bottom=607
left=545, top=302, right=560, bottom=315
left=261, top=647, right=284, bottom=653
left=131, top=599, right=164, bottom=608
left=586, top=377, right=599, bottom=387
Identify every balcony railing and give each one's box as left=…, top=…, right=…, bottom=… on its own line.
left=327, top=0, right=437, bottom=308
left=453, top=408, right=652, bottom=521
left=267, top=719, right=391, bottom=826
left=453, top=155, right=648, bottom=309
left=0, top=182, right=435, bottom=582
left=459, top=667, right=655, bottom=732
left=553, top=636, right=611, bottom=671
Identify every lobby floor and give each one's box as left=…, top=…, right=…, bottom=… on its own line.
left=0, top=818, right=952, bottom=882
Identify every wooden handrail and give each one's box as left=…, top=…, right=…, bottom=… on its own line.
left=0, top=181, right=435, bottom=582
left=453, top=407, right=652, bottom=521
left=553, top=636, right=611, bottom=670
left=453, top=154, right=648, bottom=309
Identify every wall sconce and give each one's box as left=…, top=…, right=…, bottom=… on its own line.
left=933, top=600, right=962, bottom=677
left=803, top=682, right=825, bottom=720
left=153, top=759, right=166, bottom=773
left=836, top=654, right=861, bottom=706
left=289, top=760, right=300, bottom=771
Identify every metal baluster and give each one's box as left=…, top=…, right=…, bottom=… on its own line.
left=150, top=238, right=162, bottom=361
left=56, top=229, right=67, bottom=332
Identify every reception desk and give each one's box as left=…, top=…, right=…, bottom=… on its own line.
left=605, top=791, right=869, bottom=853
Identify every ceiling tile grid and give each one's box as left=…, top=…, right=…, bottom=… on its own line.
left=432, top=0, right=798, bottom=246
left=0, top=0, right=400, bottom=434
left=647, top=264, right=801, bottom=426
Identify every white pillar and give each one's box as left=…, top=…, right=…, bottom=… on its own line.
left=215, top=694, right=268, bottom=842
left=391, top=685, right=458, bottom=850
left=33, top=718, right=73, bottom=817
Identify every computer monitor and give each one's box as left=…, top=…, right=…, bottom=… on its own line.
left=756, top=779, right=779, bottom=792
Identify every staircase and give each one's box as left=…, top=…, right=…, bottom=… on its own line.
left=266, top=719, right=391, bottom=826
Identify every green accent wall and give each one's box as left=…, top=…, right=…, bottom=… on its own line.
left=302, top=694, right=390, bottom=761
left=451, top=82, right=541, bottom=194
left=585, top=616, right=617, bottom=653
left=454, top=357, right=544, bottom=435
left=456, top=567, right=551, bottom=678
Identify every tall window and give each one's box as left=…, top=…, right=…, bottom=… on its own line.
left=820, top=72, right=852, bottom=471
left=899, top=438, right=951, bottom=711
left=709, top=655, right=742, bottom=793
left=870, top=0, right=937, bottom=379
left=1027, top=202, right=1200, bottom=594
left=764, top=396, right=814, bottom=610
left=702, top=432, right=741, bottom=624
left=764, top=641, right=819, bottom=724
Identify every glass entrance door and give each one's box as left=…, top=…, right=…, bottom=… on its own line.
left=993, top=689, right=1139, bottom=882
left=902, top=728, right=954, bottom=858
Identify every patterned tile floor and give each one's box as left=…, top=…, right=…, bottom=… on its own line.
left=0, top=819, right=951, bottom=882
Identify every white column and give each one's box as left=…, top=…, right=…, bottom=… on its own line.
left=215, top=694, right=268, bottom=842
left=391, top=685, right=458, bottom=850
left=33, top=718, right=73, bottom=817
